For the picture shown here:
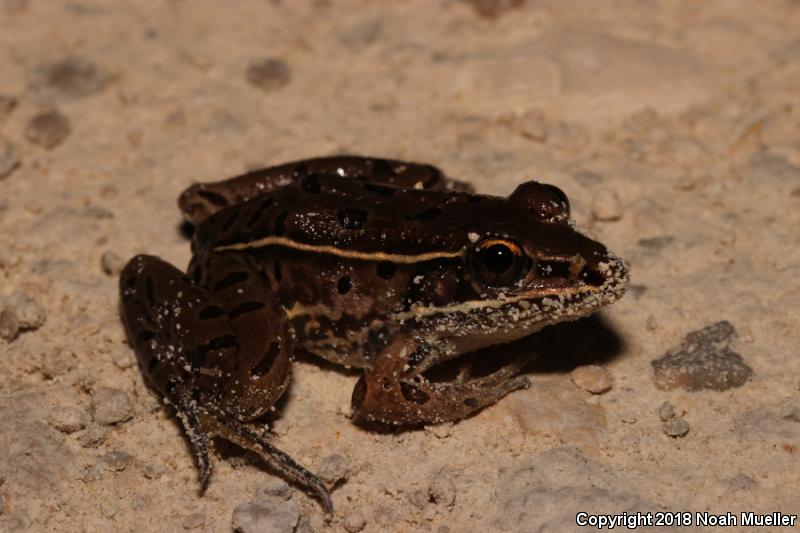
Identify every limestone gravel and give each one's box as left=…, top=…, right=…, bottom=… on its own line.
left=591, top=189, right=623, bottom=221
left=662, top=417, right=690, bottom=438
left=570, top=364, right=614, bottom=394
left=231, top=498, right=299, bottom=533
left=25, top=110, right=71, bottom=149
left=0, top=95, right=16, bottom=122
left=49, top=406, right=88, bottom=433
left=101, top=450, right=134, bottom=471
left=0, top=141, right=19, bottom=179
left=651, top=321, right=753, bottom=391
left=28, top=57, right=110, bottom=101
left=317, top=453, right=349, bottom=485
left=657, top=401, right=675, bottom=422
left=182, top=512, right=205, bottom=530
left=246, top=58, right=291, bottom=92
left=343, top=511, right=367, bottom=532
left=90, top=387, right=134, bottom=425
left=429, top=474, right=456, bottom=507
left=100, top=250, right=125, bottom=276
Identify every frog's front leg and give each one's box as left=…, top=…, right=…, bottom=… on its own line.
left=351, top=335, right=534, bottom=425
left=119, top=253, right=332, bottom=511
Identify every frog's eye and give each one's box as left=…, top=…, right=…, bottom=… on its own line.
left=469, top=238, right=530, bottom=286
left=543, top=184, right=570, bottom=216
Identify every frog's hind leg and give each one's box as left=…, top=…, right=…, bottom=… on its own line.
left=352, top=336, right=535, bottom=426
left=179, top=156, right=472, bottom=224
left=119, top=254, right=333, bottom=511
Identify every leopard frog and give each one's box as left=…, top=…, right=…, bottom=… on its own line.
left=119, top=156, right=629, bottom=511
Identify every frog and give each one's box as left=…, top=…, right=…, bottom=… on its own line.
left=118, top=156, right=629, bottom=512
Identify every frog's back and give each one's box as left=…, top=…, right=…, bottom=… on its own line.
left=194, top=174, right=505, bottom=257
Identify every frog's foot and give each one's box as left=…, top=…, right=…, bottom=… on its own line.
left=198, top=402, right=333, bottom=513
left=351, top=338, right=535, bottom=425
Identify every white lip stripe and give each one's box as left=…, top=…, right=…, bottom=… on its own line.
left=214, top=236, right=464, bottom=263
left=392, top=286, right=599, bottom=321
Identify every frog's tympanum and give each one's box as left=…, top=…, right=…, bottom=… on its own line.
left=119, top=156, right=629, bottom=511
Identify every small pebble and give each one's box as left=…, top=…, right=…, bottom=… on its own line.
left=254, top=479, right=290, bottom=501
left=231, top=499, right=299, bottom=533
left=466, top=0, right=525, bottom=19
left=409, top=489, right=429, bottom=509
left=591, top=189, right=623, bottom=221
left=0, top=308, right=20, bottom=341
left=78, top=425, right=111, bottom=448
left=142, top=462, right=166, bottom=479
left=515, top=109, right=547, bottom=142
left=246, top=58, right=291, bottom=92
left=100, top=250, right=125, bottom=276
left=570, top=365, right=614, bottom=394
left=0, top=95, right=17, bottom=122
left=658, top=401, right=675, bottom=422
left=102, top=450, right=134, bottom=471
left=0, top=292, right=46, bottom=341
left=0, top=493, right=5, bottom=514
left=40, top=348, right=74, bottom=379
left=90, top=387, right=134, bottom=425
left=182, top=512, right=205, bottom=530
left=29, top=57, right=110, bottom=100
left=429, top=475, right=456, bottom=507
left=343, top=511, right=367, bottom=533
left=25, top=110, right=71, bottom=149
left=652, top=321, right=753, bottom=391
left=49, top=406, right=88, bottom=433
left=0, top=141, right=20, bottom=179
left=663, top=417, right=690, bottom=438
left=317, top=453, right=349, bottom=485
left=79, top=462, right=106, bottom=482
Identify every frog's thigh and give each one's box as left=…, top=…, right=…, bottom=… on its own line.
left=351, top=336, right=529, bottom=425
left=179, top=156, right=472, bottom=223
left=120, top=253, right=292, bottom=419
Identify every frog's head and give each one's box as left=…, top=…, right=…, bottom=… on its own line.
left=398, top=181, right=629, bottom=350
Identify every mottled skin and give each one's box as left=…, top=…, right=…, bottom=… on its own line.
left=119, top=156, right=629, bottom=511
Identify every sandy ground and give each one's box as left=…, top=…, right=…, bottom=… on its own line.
left=1, top=1, right=799, bottom=532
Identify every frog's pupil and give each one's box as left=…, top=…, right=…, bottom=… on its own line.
left=483, top=244, right=514, bottom=274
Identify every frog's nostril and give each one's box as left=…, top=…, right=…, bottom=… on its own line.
left=580, top=267, right=607, bottom=287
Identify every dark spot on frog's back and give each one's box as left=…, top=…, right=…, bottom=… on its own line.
left=301, top=172, right=321, bottom=194
left=212, top=270, right=248, bottom=291
left=245, top=197, right=274, bottom=229
left=199, top=305, right=225, bottom=320
left=376, top=261, right=396, bottom=279
left=251, top=341, right=281, bottom=376
left=337, top=276, right=352, bottom=294
left=274, top=210, right=288, bottom=236
left=363, top=182, right=396, bottom=196
left=338, top=208, right=367, bottom=229
left=407, top=207, right=442, bottom=221
left=228, top=301, right=267, bottom=319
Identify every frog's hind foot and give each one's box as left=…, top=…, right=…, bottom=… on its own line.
left=199, top=403, right=334, bottom=513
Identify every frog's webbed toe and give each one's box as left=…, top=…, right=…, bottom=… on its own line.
left=352, top=337, right=535, bottom=425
